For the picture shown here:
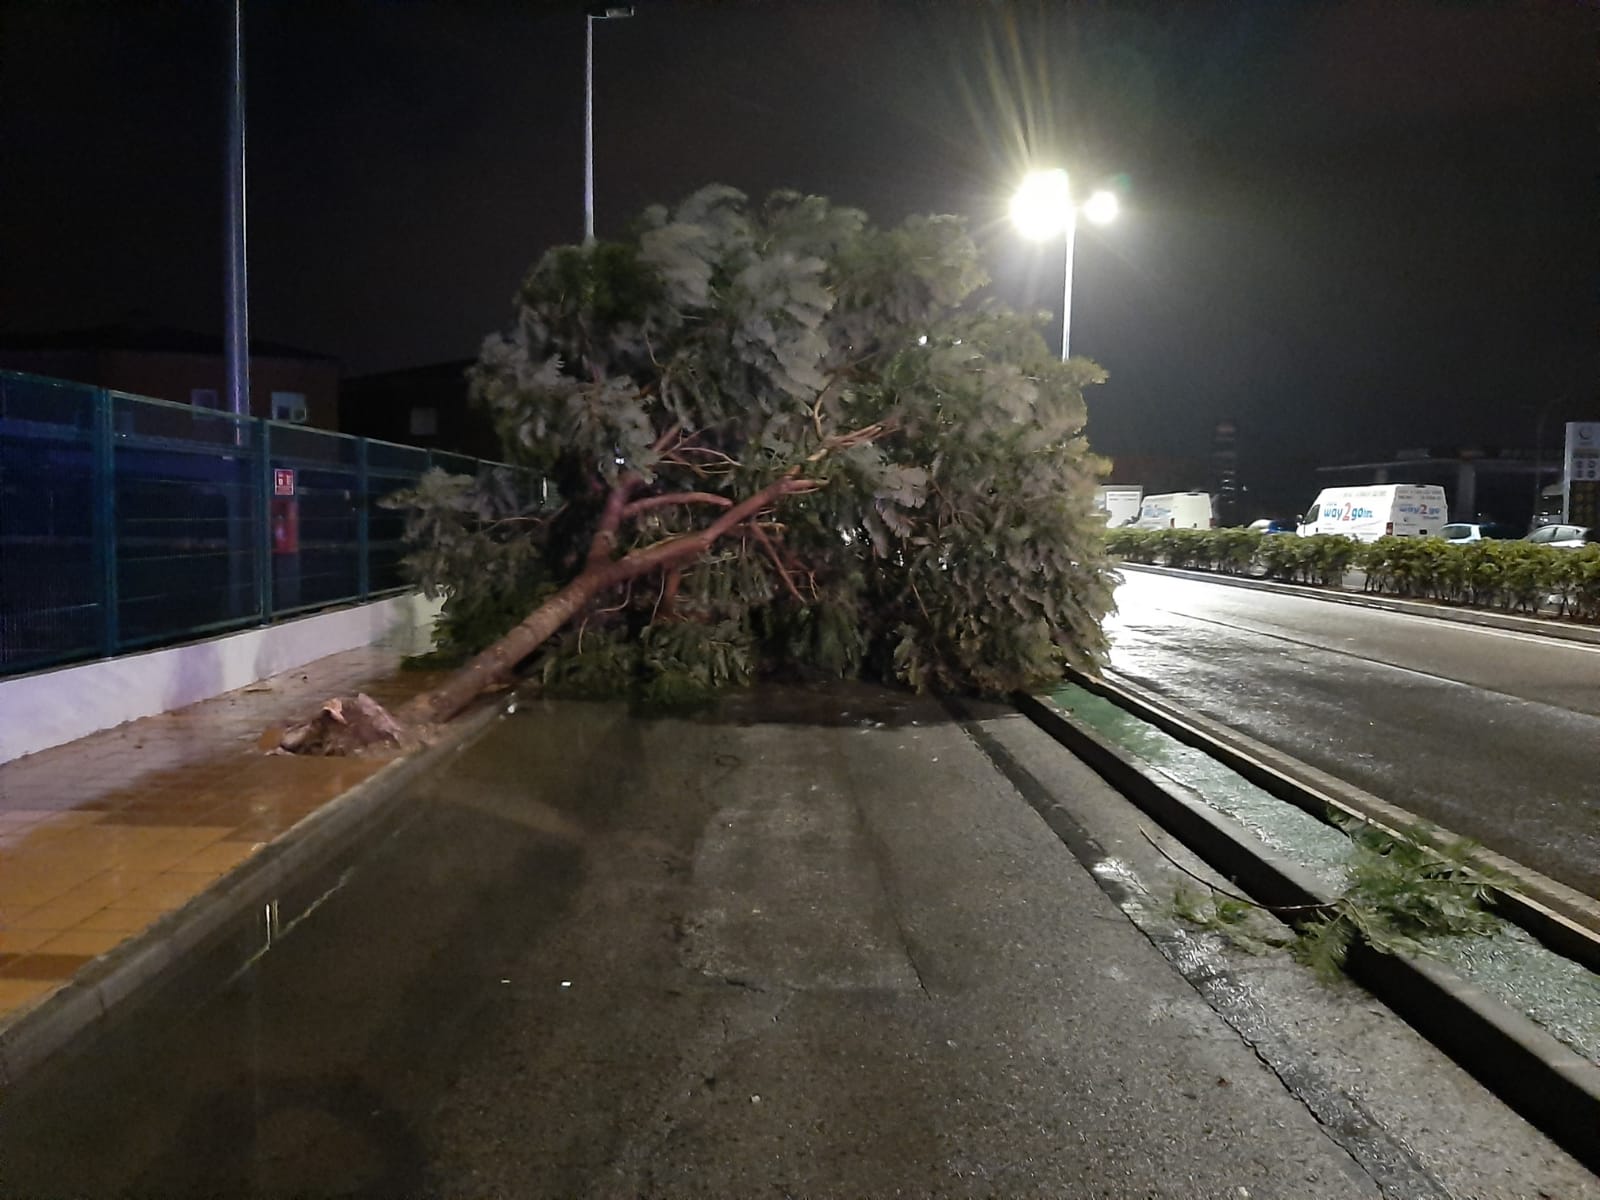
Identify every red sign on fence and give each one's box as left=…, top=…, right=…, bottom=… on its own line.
left=273, top=468, right=296, bottom=497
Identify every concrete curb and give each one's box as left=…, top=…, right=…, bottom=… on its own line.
left=1119, top=562, right=1600, bottom=647
left=1088, top=669, right=1600, bottom=967
left=0, top=697, right=511, bottom=1088
left=1014, top=689, right=1600, bottom=1175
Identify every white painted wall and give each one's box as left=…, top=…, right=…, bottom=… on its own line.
left=0, top=593, right=443, bottom=765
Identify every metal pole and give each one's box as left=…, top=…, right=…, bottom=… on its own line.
left=92, top=388, right=119, bottom=656
left=355, top=438, right=370, bottom=599
left=583, top=7, right=633, bottom=243
left=1533, top=407, right=1547, bottom=530
left=225, top=0, right=250, bottom=420
left=255, top=418, right=272, bottom=620
left=1059, top=207, right=1077, bottom=362
left=1531, top=394, right=1566, bottom=530
left=583, top=14, right=595, bottom=242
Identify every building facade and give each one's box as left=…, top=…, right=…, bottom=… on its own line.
left=0, top=325, right=339, bottom=430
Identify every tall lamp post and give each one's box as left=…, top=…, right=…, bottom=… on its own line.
left=1010, top=169, right=1119, bottom=361
left=224, top=0, right=249, bottom=421
left=584, top=6, right=634, bottom=243
left=1531, top=393, right=1568, bottom=529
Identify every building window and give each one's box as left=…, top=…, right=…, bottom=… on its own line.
left=191, top=387, right=220, bottom=409
left=271, top=391, right=308, bottom=423
left=408, top=406, right=439, bottom=437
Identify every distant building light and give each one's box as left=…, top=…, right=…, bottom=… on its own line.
left=271, top=391, right=308, bottom=423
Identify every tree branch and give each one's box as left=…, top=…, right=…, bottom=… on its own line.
left=662, top=444, right=740, bottom=470
left=806, top=420, right=892, bottom=463
left=584, top=474, right=643, bottom=570
left=595, top=470, right=809, bottom=586
left=750, top=522, right=805, bottom=603
left=654, top=567, right=682, bottom=621
left=622, top=491, right=733, bottom=518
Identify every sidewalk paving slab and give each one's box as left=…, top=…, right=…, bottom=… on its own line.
left=0, top=631, right=446, bottom=1035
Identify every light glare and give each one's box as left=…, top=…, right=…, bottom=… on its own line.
left=1083, top=190, right=1119, bottom=225
left=1010, top=169, right=1072, bottom=241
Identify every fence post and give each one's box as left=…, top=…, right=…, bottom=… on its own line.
left=356, top=438, right=370, bottom=599
left=255, top=418, right=272, bottom=621
left=91, top=388, right=119, bottom=656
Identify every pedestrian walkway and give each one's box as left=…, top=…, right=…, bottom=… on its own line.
left=0, top=632, right=444, bottom=1027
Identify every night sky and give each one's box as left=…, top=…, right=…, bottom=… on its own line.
left=3, top=0, right=1595, bottom=507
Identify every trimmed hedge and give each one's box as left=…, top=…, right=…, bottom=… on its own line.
left=1105, top=528, right=1600, bottom=621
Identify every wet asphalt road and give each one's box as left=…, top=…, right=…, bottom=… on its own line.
left=0, top=688, right=1383, bottom=1199
left=1106, top=570, right=1600, bottom=899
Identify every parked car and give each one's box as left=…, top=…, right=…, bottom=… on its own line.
left=1295, top=484, right=1447, bottom=541
left=1132, top=491, right=1215, bottom=530
left=1247, top=518, right=1295, bottom=535
left=1440, top=522, right=1520, bottom=543
left=1095, top=485, right=1143, bottom=528
left=1525, top=524, right=1599, bottom=548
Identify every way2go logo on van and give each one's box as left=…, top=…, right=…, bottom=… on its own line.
left=1323, top=502, right=1374, bottom=522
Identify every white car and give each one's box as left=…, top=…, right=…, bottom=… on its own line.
left=1440, top=522, right=1519, bottom=544
left=1525, top=524, right=1598, bottom=549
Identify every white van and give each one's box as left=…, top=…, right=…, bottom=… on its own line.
left=1095, top=485, right=1144, bottom=528
left=1132, top=491, right=1215, bottom=530
left=1296, top=484, right=1447, bottom=541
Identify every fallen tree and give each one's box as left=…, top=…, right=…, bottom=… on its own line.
left=275, top=185, right=1116, bottom=752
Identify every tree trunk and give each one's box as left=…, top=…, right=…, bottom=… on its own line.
left=394, top=471, right=811, bottom=729
left=396, top=566, right=614, bottom=727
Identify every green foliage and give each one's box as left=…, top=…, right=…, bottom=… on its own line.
left=1556, top=546, right=1600, bottom=619
left=1171, top=886, right=1286, bottom=956
left=636, top=619, right=756, bottom=708
left=1211, top=527, right=1263, bottom=575
left=1106, top=527, right=1600, bottom=622
left=1171, top=820, right=1508, bottom=984
left=1292, top=820, right=1508, bottom=982
left=532, top=618, right=755, bottom=711
left=391, top=184, right=1116, bottom=700
left=757, top=597, right=869, bottom=680
left=537, top=626, right=640, bottom=699
left=381, top=468, right=555, bottom=666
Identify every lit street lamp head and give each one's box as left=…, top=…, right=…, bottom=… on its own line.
left=1010, top=169, right=1073, bottom=241
left=1010, top=168, right=1120, bottom=362
left=1083, top=189, right=1119, bottom=226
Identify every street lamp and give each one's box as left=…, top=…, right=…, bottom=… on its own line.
left=584, top=6, right=634, bottom=242
left=224, top=0, right=249, bottom=423
left=585, top=4, right=633, bottom=244
left=1010, top=169, right=1118, bottom=361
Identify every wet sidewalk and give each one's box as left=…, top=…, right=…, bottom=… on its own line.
left=0, top=633, right=444, bottom=1029
left=0, top=685, right=1594, bottom=1196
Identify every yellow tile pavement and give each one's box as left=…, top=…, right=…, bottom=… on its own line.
left=0, top=639, right=445, bottom=1027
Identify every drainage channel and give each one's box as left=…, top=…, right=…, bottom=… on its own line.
left=1012, top=680, right=1600, bottom=1175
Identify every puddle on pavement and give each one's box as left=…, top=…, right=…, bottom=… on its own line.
left=0, top=704, right=601, bottom=1198
left=1046, top=683, right=1600, bottom=1063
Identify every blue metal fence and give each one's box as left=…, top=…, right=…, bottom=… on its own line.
left=0, top=370, right=538, bottom=679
